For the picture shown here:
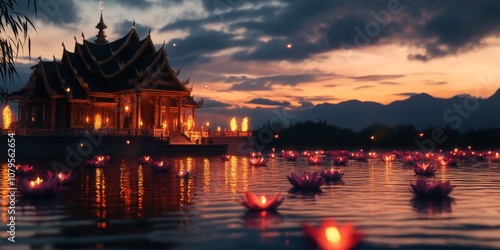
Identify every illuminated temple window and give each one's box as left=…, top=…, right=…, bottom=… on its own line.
left=95, top=114, right=102, bottom=129
left=3, top=106, right=12, bottom=129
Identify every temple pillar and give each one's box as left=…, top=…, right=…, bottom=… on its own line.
left=51, top=99, right=56, bottom=129
left=157, top=97, right=162, bottom=128
left=69, top=103, right=74, bottom=128
left=136, top=94, right=142, bottom=129
left=131, top=96, right=136, bottom=129
left=165, top=97, right=171, bottom=132
left=192, top=107, right=195, bottom=130
left=177, top=97, right=182, bottom=131
left=117, top=97, right=122, bottom=129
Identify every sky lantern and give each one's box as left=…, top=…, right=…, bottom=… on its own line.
left=286, top=43, right=292, bottom=49
left=241, top=117, right=249, bottom=132
left=3, top=105, right=12, bottom=129
left=230, top=117, right=237, bottom=132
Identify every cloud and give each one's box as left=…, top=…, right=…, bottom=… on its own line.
left=395, top=92, right=419, bottom=97
left=14, top=0, right=81, bottom=26
left=428, top=81, right=448, bottom=85
left=227, top=73, right=328, bottom=91
left=114, top=20, right=152, bottom=38
left=379, top=81, right=400, bottom=85
left=324, top=84, right=338, bottom=88
left=159, top=0, right=500, bottom=64
left=354, top=85, right=375, bottom=90
left=201, top=98, right=233, bottom=109
left=247, top=98, right=292, bottom=106
left=351, top=74, right=405, bottom=82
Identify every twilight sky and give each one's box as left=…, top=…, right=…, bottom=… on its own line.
left=9, top=0, right=500, bottom=128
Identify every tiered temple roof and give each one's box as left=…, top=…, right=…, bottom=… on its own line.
left=11, top=23, right=197, bottom=107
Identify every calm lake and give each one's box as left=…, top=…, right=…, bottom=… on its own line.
left=2, top=154, right=500, bottom=249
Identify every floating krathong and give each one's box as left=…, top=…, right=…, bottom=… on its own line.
left=287, top=172, right=325, bottom=189
left=307, top=155, right=322, bottom=165
left=150, top=160, right=172, bottom=172
left=332, top=156, right=348, bottom=166
left=435, top=156, right=458, bottom=166
left=321, top=168, right=345, bottom=181
left=491, top=152, right=500, bottom=163
left=84, top=155, right=110, bottom=168
left=410, top=179, right=454, bottom=198
left=138, top=156, right=153, bottom=165
left=381, top=153, right=396, bottom=162
left=220, top=154, right=231, bottom=161
left=177, top=169, right=192, bottom=179
left=46, top=170, right=75, bottom=185
left=413, top=162, right=437, bottom=176
left=19, top=176, right=60, bottom=197
left=283, top=150, right=299, bottom=161
left=15, top=164, right=35, bottom=175
left=351, top=153, right=368, bottom=162
left=303, top=219, right=363, bottom=250
left=239, top=191, right=284, bottom=211
left=248, top=157, right=267, bottom=166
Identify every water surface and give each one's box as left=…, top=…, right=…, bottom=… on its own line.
left=2, top=155, right=500, bottom=249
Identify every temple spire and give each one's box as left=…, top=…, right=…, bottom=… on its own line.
left=95, top=1, right=108, bottom=44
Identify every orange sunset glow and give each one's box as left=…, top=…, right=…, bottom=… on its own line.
left=4, top=1, right=500, bottom=130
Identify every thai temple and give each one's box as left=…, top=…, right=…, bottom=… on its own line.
left=8, top=12, right=201, bottom=134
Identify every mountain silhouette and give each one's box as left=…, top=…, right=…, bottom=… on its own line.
left=294, top=89, right=500, bottom=131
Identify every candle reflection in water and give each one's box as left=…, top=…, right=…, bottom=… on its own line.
left=203, top=158, right=211, bottom=193
left=137, top=165, right=144, bottom=218
left=95, top=168, right=107, bottom=228
left=178, top=157, right=194, bottom=207
left=120, top=162, right=132, bottom=213
left=1, top=164, right=10, bottom=224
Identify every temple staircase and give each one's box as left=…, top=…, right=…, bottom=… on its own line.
left=168, top=131, right=196, bottom=145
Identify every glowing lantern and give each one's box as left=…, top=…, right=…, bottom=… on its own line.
left=286, top=43, right=292, bottom=49
left=241, top=117, right=249, bottom=132
left=30, top=177, right=44, bottom=187
left=325, top=227, right=341, bottom=244
left=230, top=117, right=237, bottom=132
left=94, top=114, right=102, bottom=129
left=217, top=126, right=221, bottom=132
left=303, top=219, right=363, bottom=250
left=3, top=105, right=12, bottom=129
left=125, top=105, right=130, bottom=112
left=204, top=84, right=209, bottom=89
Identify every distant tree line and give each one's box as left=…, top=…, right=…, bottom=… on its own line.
left=253, top=120, right=500, bottom=151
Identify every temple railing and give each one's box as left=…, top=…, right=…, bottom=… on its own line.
left=2, top=128, right=252, bottom=137
left=2, top=128, right=157, bottom=136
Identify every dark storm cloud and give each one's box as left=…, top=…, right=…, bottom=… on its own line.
left=160, top=0, right=500, bottom=64
left=247, top=98, right=292, bottom=106
left=14, top=0, right=81, bottom=26
left=351, top=74, right=405, bottom=82
left=106, top=0, right=183, bottom=8
left=166, top=28, right=253, bottom=66
left=107, top=0, right=153, bottom=8
left=408, top=1, right=500, bottom=61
